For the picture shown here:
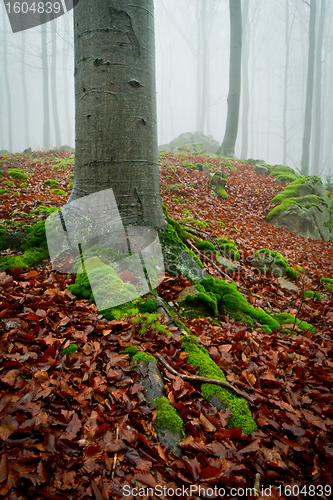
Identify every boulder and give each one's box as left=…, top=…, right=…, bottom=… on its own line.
left=254, top=164, right=269, bottom=176
left=267, top=176, right=333, bottom=241
left=23, top=148, right=32, bottom=154
left=159, top=132, right=220, bottom=155
left=57, top=145, right=74, bottom=153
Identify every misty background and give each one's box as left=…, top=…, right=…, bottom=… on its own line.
left=0, top=0, right=332, bottom=179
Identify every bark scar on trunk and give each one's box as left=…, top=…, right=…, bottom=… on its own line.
left=109, top=7, right=140, bottom=59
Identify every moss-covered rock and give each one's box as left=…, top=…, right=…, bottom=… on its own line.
left=181, top=335, right=257, bottom=434
left=8, top=169, right=28, bottom=180
left=43, top=179, right=59, bottom=187
left=251, top=248, right=298, bottom=281
left=267, top=176, right=333, bottom=241
left=210, top=171, right=228, bottom=199
left=215, top=238, right=240, bottom=261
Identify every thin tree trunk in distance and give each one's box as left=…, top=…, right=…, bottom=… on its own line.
left=217, top=0, right=242, bottom=157
left=301, top=0, right=316, bottom=175
left=69, top=0, right=166, bottom=230
left=41, top=24, right=50, bottom=151
left=21, top=31, right=30, bottom=149
left=3, top=14, right=13, bottom=152
left=240, top=0, right=249, bottom=160
left=312, top=0, right=326, bottom=175
left=283, top=0, right=290, bottom=166
left=51, top=18, right=61, bottom=149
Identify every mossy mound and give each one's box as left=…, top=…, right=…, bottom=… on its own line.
left=20, top=182, right=29, bottom=188
left=274, top=313, right=315, bottom=333
left=0, top=247, right=49, bottom=271
left=8, top=169, right=28, bottom=180
left=181, top=335, right=257, bottom=434
left=215, top=238, right=240, bottom=261
left=121, top=345, right=157, bottom=364
left=210, top=171, right=228, bottom=199
left=0, top=225, right=6, bottom=251
left=182, top=277, right=280, bottom=331
left=43, top=179, right=59, bottom=187
left=272, top=165, right=295, bottom=174
left=50, top=189, right=66, bottom=196
left=2, top=180, right=15, bottom=186
left=252, top=248, right=298, bottom=281
left=304, top=290, right=321, bottom=300
left=21, top=220, right=48, bottom=251
left=267, top=176, right=333, bottom=241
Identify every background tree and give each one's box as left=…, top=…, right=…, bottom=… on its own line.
left=301, top=0, right=316, bottom=175
left=41, top=23, right=50, bottom=151
left=217, top=0, right=242, bottom=157
left=69, top=0, right=166, bottom=230
left=312, top=0, right=326, bottom=175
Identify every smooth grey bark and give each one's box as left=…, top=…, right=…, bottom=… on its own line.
left=69, top=0, right=166, bottom=230
left=41, top=24, right=50, bottom=151
left=312, top=0, right=326, bottom=175
left=63, top=13, right=73, bottom=148
left=21, top=31, right=30, bottom=149
left=3, top=15, right=12, bottom=152
left=301, top=0, right=316, bottom=175
left=196, top=0, right=209, bottom=134
left=283, top=0, right=290, bottom=166
left=51, top=19, right=61, bottom=149
left=217, top=0, right=242, bottom=158
left=240, top=0, right=249, bottom=160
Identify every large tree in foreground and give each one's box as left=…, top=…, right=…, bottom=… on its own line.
left=69, top=0, right=166, bottom=230
left=216, top=0, right=242, bottom=157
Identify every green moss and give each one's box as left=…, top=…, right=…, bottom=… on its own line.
left=245, top=315, right=253, bottom=327
left=271, top=173, right=298, bottom=183
left=216, top=185, right=228, bottom=199
left=50, top=189, right=66, bottom=196
left=121, top=345, right=157, bottom=364
left=272, top=165, right=295, bottom=174
left=193, top=240, right=216, bottom=253
left=131, top=312, right=170, bottom=336
left=274, top=313, right=315, bottom=333
left=2, top=180, right=15, bottom=185
left=36, top=206, right=60, bottom=215
left=8, top=169, right=28, bottom=180
left=253, top=248, right=298, bottom=281
left=0, top=225, right=6, bottom=251
left=61, top=344, right=78, bottom=356
left=261, top=325, right=272, bottom=333
left=43, top=179, right=59, bottom=187
left=215, top=238, right=240, bottom=261
left=20, top=182, right=29, bottom=188
left=181, top=335, right=257, bottom=434
left=271, top=177, right=306, bottom=204
left=320, top=277, right=333, bottom=291
left=181, top=218, right=210, bottom=228
left=0, top=246, right=49, bottom=270
left=304, top=290, right=321, bottom=299
left=154, top=397, right=185, bottom=436
left=0, top=171, right=4, bottom=177
left=0, top=189, right=13, bottom=195
left=21, top=220, right=47, bottom=251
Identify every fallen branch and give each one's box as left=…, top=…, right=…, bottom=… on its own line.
left=155, top=353, right=254, bottom=405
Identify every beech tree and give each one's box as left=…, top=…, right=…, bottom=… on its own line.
left=69, top=0, right=166, bottom=231
left=217, top=0, right=242, bottom=157
left=301, top=0, right=316, bottom=175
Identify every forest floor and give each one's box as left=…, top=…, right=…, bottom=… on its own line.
left=0, top=151, right=333, bottom=500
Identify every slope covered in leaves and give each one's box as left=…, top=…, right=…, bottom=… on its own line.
left=0, top=152, right=333, bottom=499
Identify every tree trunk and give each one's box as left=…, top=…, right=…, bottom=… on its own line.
left=21, top=31, right=30, bottom=149
left=283, top=0, right=290, bottom=166
left=41, top=24, right=50, bottom=151
left=69, top=0, right=166, bottom=230
left=51, top=19, right=61, bottom=149
left=62, top=13, right=73, bottom=148
left=301, top=0, right=316, bottom=175
left=240, top=0, right=249, bottom=160
left=3, top=14, right=13, bottom=153
left=196, top=0, right=209, bottom=134
left=216, top=0, right=242, bottom=158
left=312, top=0, right=326, bottom=175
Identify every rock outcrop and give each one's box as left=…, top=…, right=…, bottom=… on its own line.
left=266, top=176, right=333, bottom=241
left=159, top=132, right=220, bottom=155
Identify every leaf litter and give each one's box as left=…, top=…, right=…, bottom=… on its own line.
left=0, top=152, right=332, bottom=499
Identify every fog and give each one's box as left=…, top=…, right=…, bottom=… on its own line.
left=1, top=0, right=332, bottom=179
